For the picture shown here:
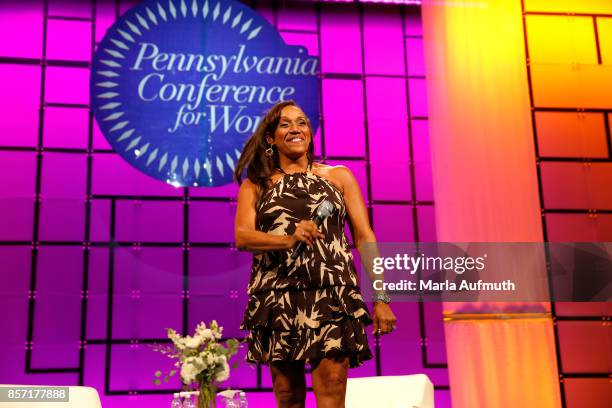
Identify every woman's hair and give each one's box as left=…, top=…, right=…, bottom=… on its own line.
left=233, top=100, right=315, bottom=194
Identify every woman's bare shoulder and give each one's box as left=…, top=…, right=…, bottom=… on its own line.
left=312, top=163, right=353, bottom=192
left=313, top=162, right=349, bottom=173
left=313, top=163, right=352, bottom=178
left=238, top=178, right=260, bottom=196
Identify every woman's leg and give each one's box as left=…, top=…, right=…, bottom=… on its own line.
left=270, top=361, right=307, bottom=408
left=310, top=356, right=349, bottom=408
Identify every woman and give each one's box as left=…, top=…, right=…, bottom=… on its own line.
left=234, top=100, right=396, bottom=408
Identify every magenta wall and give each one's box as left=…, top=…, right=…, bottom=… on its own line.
left=0, top=0, right=448, bottom=406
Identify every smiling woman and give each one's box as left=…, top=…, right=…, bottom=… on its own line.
left=233, top=101, right=316, bottom=199
left=232, top=101, right=397, bottom=408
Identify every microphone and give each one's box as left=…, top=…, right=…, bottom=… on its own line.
left=291, top=199, right=335, bottom=260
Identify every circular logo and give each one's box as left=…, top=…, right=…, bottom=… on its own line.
left=91, top=0, right=320, bottom=187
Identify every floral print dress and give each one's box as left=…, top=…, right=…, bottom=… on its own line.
left=240, top=171, right=373, bottom=368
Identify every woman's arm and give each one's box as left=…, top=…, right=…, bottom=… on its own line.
left=234, top=179, right=322, bottom=252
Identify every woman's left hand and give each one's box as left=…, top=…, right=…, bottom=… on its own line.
left=372, top=302, right=397, bottom=335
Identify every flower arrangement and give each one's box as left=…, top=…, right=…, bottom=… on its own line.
left=153, top=321, right=240, bottom=408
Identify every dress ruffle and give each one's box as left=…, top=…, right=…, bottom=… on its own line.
left=240, top=285, right=373, bottom=368
left=245, top=318, right=373, bottom=369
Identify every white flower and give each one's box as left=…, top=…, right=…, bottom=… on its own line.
left=167, top=329, right=188, bottom=351
left=184, top=335, right=203, bottom=349
left=195, top=322, right=213, bottom=340
left=198, top=328, right=213, bottom=340
left=180, top=362, right=199, bottom=384
left=209, top=320, right=223, bottom=339
left=193, top=321, right=215, bottom=342
left=193, top=355, right=208, bottom=370
left=213, top=359, right=230, bottom=382
left=158, top=321, right=235, bottom=387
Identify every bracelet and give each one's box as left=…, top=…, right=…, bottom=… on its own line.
left=372, top=292, right=391, bottom=303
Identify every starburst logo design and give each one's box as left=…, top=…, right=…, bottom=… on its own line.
left=92, top=0, right=320, bottom=187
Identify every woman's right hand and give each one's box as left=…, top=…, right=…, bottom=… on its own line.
left=290, top=220, right=324, bottom=247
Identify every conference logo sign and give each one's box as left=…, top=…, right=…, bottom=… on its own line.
left=91, top=0, right=319, bottom=187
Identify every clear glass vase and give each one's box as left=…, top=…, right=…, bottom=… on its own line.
left=197, top=382, right=217, bottom=408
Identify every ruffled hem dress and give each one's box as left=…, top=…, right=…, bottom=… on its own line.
left=239, top=171, right=373, bottom=369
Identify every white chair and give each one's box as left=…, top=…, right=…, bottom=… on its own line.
left=0, top=385, right=102, bottom=408
left=345, top=374, right=434, bottom=408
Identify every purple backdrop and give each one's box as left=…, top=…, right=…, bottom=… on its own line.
left=0, top=0, right=448, bottom=406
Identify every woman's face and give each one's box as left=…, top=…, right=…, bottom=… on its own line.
left=267, top=105, right=312, bottom=159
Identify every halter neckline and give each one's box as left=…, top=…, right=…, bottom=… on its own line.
left=276, top=163, right=313, bottom=175
left=269, top=171, right=344, bottom=197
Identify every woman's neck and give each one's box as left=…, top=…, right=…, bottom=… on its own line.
left=278, top=156, right=311, bottom=174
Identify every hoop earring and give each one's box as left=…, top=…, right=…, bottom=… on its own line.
left=265, top=145, right=274, bottom=157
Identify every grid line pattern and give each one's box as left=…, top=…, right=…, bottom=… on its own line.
left=521, top=1, right=612, bottom=407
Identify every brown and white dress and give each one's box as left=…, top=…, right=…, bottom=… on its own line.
left=240, top=170, right=373, bottom=368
